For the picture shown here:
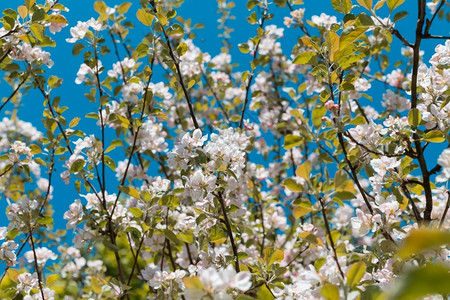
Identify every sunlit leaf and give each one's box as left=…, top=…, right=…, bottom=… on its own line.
left=397, top=228, right=450, bottom=259
left=296, top=161, right=311, bottom=180
left=347, top=262, right=366, bottom=287
left=136, top=8, right=154, bottom=26
left=283, top=134, right=302, bottom=150
left=387, top=0, right=405, bottom=11
left=388, top=264, right=450, bottom=300
left=321, top=284, right=340, bottom=300
left=293, top=51, right=316, bottom=64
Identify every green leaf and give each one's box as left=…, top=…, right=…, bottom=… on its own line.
left=210, top=224, right=227, bottom=244
left=72, top=43, right=85, bottom=56
left=103, top=155, right=116, bottom=171
left=3, top=63, right=20, bottom=72
left=282, top=178, right=303, bottom=192
left=103, top=239, right=119, bottom=251
left=373, top=0, right=386, bottom=10
left=238, top=43, right=250, bottom=54
left=164, top=229, right=180, bottom=244
left=187, top=79, right=195, bottom=89
left=128, top=207, right=143, bottom=218
left=48, top=75, right=63, bottom=89
left=388, top=264, right=450, bottom=300
left=340, top=27, right=368, bottom=51
left=321, top=284, right=340, bottom=300
left=156, top=13, right=167, bottom=26
left=407, top=108, right=421, bottom=127
left=422, top=130, right=445, bottom=143
left=387, top=0, right=405, bottom=11
left=331, top=0, right=352, bottom=14
left=94, top=1, right=107, bottom=17
left=397, top=228, right=450, bottom=259
left=334, top=170, right=348, bottom=189
left=347, top=262, right=366, bottom=287
left=69, top=117, right=80, bottom=128
left=257, top=284, right=275, bottom=300
left=30, top=23, right=44, bottom=42
left=264, top=247, right=284, bottom=265
left=177, top=42, right=188, bottom=56
left=283, top=134, right=302, bottom=150
left=296, top=161, right=311, bottom=180
left=136, top=8, right=154, bottom=26
left=393, top=11, right=408, bottom=22
left=178, top=231, right=194, bottom=244
left=356, top=0, right=372, bottom=9
left=183, top=276, right=203, bottom=289
left=46, top=274, right=59, bottom=286
left=32, top=8, right=45, bottom=22
left=25, top=0, right=36, bottom=9
left=37, top=216, right=54, bottom=225
left=117, top=2, right=132, bottom=14
left=118, top=185, right=140, bottom=199
left=70, top=159, right=85, bottom=173
left=47, top=14, right=68, bottom=24
left=17, top=6, right=28, bottom=19
left=327, top=31, right=340, bottom=62
left=247, top=0, right=258, bottom=10
left=293, top=51, right=316, bottom=64
left=293, top=203, right=312, bottom=219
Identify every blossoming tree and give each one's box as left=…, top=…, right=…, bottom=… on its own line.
left=0, top=0, right=449, bottom=299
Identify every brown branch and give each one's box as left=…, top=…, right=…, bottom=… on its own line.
left=239, top=7, right=268, bottom=129
left=200, top=69, right=231, bottom=126
left=0, top=72, right=29, bottom=113
left=215, top=191, right=240, bottom=272
left=400, top=183, right=422, bottom=223
left=29, top=234, right=46, bottom=300
left=424, top=0, right=446, bottom=36
left=410, top=0, right=433, bottom=223
left=158, top=20, right=199, bottom=129
left=318, top=197, right=345, bottom=279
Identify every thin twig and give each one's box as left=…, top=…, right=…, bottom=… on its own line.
left=0, top=72, right=30, bottom=113
left=318, top=197, right=345, bottom=279
left=30, top=234, right=46, bottom=300
left=239, top=6, right=268, bottom=129
left=215, top=191, right=240, bottom=272
left=439, top=191, right=450, bottom=228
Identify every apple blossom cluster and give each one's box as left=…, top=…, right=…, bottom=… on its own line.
left=60, top=135, right=102, bottom=184
left=0, top=226, right=18, bottom=267
left=184, top=265, right=252, bottom=299
left=66, top=18, right=105, bottom=43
